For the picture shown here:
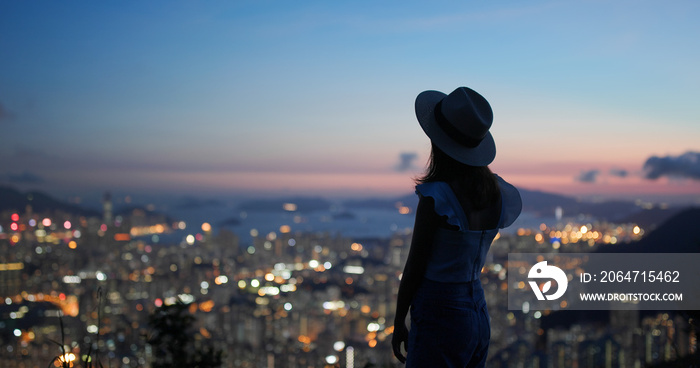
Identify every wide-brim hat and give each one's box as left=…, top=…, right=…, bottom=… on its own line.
left=415, top=86, right=496, bottom=166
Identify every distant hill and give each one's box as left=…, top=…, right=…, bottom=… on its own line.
left=518, top=188, right=579, bottom=215
left=0, top=185, right=180, bottom=224
left=0, top=186, right=99, bottom=217
left=507, top=188, right=643, bottom=221
left=174, top=196, right=226, bottom=210
left=596, top=207, right=700, bottom=253
left=343, top=187, right=645, bottom=222
left=616, top=206, right=686, bottom=232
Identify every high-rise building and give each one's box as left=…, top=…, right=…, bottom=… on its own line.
left=103, top=191, right=113, bottom=224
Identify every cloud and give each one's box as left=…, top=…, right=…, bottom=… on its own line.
left=395, top=152, right=419, bottom=172
left=643, top=151, right=700, bottom=180
left=575, top=169, right=600, bottom=183
left=6, top=171, right=45, bottom=184
left=609, top=168, right=628, bottom=178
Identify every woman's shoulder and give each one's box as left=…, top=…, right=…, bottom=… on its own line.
left=415, top=180, right=450, bottom=199
left=493, top=174, right=522, bottom=228
left=415, top=181, right=467, bottom=230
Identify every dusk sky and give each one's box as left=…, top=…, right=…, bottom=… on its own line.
left=1, top=1, right=699, bottom=203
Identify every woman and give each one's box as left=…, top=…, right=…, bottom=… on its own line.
left=392, top=86, right=521, bottom=367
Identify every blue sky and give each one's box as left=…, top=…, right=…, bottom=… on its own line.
left=1, top=1, right=699, bottom=201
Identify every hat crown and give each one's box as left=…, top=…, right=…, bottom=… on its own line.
left=414, top=86, right=496, bottom=166
left=439, top=87, right=493, bottom=141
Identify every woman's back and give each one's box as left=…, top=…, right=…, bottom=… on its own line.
left=447, top=178, right=502, bottom=231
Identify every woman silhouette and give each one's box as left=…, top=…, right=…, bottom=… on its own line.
left=392, top=87, right=522, bottom=367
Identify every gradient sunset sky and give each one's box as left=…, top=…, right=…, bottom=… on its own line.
left=1, top=1, right=699, bottom=202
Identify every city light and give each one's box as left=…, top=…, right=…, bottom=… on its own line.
left=0, top=263, right=23, bottom=271
left=343, top=265, right=364, bottom=274
left=62, top=276, right=81, bottom=284
left=0, top=174, right=680, bottom=367
left=114, top=233, right=131, bottom=241
left=258, top=286, right=279, bottom=296
left=186, top=235, right=195, bottom=245
left=346, top=346, right=354, bottom=368
left=178, top=294, right=195, bottom=304
left=323, top=301, right=346, bottom=311
left=58, top=353, right=76, bottom=364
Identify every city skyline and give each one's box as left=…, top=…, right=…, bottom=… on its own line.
left=1, top=1, right=699, bottom=203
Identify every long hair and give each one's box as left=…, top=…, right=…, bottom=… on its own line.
left=416, top=142, right=500, bottom=210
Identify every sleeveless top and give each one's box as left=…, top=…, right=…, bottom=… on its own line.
left=415, top=175, right=522, bottom=283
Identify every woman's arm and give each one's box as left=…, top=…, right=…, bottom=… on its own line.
left=392, top=196, right=440, bottom=362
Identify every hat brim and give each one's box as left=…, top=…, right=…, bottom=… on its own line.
left=415, top=90, right=496, bottom=166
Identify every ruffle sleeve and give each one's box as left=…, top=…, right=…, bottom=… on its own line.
left=495, top=175, right=522, bottom=229
left=415, top=181, right=468, bottom=231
